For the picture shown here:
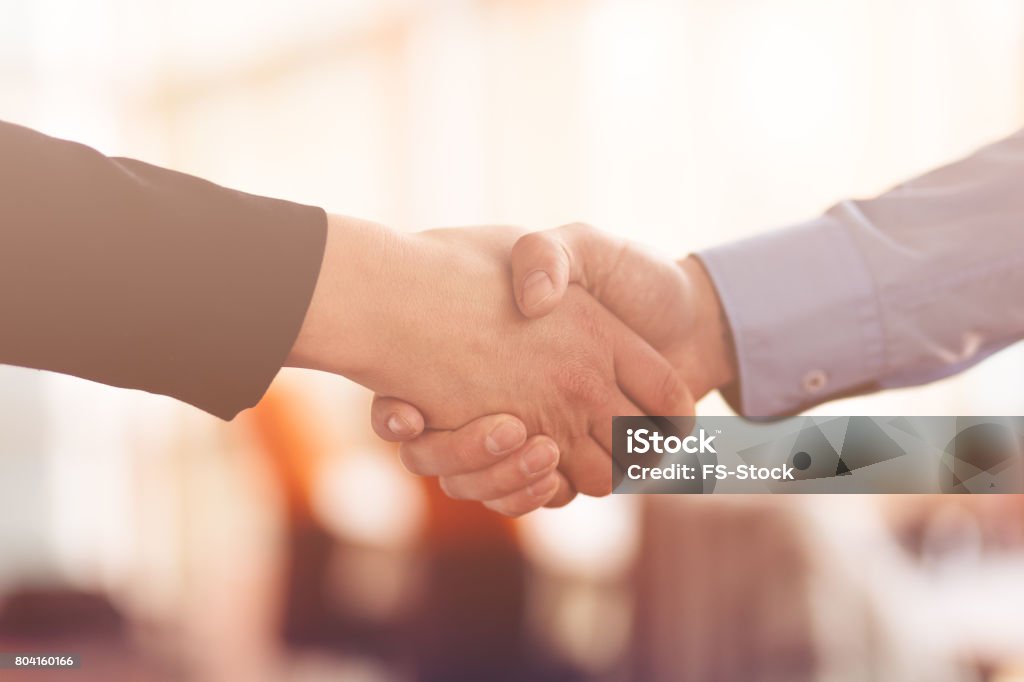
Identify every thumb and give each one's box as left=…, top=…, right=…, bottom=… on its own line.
left=511, top=222, right=625, bottom=318
left=510, top=229, right=574, bottom=318
left=370, top=395, right=426, bottom=442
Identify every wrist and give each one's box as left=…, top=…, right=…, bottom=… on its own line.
left=286, top=213, right=413, bottom=378
left=677, top=255, right=737, bottom=398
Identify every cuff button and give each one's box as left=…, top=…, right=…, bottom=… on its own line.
left=802, top=369, right=828, bottom=394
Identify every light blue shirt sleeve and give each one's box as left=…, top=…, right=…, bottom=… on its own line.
left=698, top=128, right=1024, bottom=417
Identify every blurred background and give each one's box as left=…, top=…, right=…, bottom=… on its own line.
left=2, top=0, right=1024, bottom=680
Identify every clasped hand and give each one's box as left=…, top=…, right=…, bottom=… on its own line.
left=291, top=219, right=734, bottom=516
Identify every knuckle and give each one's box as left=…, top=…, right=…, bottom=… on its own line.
left=554, top=362, right=610, bottom=407
left=485, top=465, right=531, bottom=500
left=515, top=230, right=571, bottom=277
left=513, top=231, right=549, bottom=260
left=450, top=435, right=484, bottom=471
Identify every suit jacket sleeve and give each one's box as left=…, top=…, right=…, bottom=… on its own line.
left=0, top=121, right=327, bottom=419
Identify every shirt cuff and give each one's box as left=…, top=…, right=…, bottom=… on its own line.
left=697, top=214, right=884, bottom=417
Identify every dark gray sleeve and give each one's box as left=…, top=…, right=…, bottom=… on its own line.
left=0, top=121, right=328, bottom=419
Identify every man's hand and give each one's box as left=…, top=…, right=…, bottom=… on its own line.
left=509, top=223, right=736, bottom=398
left=289, top=218, right=694, bottom=512
left=369, top=223, right=738, bottom=515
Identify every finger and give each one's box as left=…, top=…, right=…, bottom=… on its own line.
left=544, top=472, right=577, bottom=508
left=438, top=436, right=559, bottom=501
left=612, top=327, right=695, bottom=417
left=511, top=222, right=623, bottom=318
left=398, top=414, right=527, bottom=477
left=483, top=472, right=562, bottom=517
left=370, top=395, right=426, bottom=442
left=560, top=436, right=613, bottom=497
left=591, top=392, right=643, bottom=453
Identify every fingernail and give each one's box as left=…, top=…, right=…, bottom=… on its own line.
left=521, top=442, right=557, bottom=475
left=521, top=270, right=554, bottom=310
left=388, top=414, right=414, bottom=436
left=486, top=420, right=526, bottom=455
left=527, top=474, right=559, bottom=498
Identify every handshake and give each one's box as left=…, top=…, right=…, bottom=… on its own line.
left=288, top=218, right=738, bottom=516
